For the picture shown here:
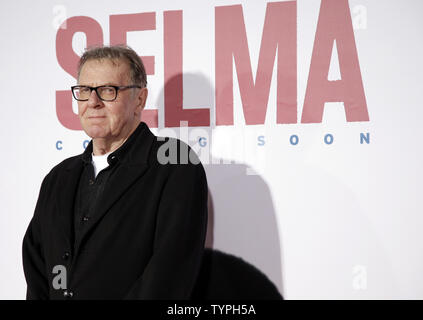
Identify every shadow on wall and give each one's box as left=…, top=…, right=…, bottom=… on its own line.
left=192, top=248, right=282, bottom=300
left=153, top=73, right=283, bottom=299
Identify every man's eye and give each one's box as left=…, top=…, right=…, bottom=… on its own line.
left=79, top=87, right=90, bottom=93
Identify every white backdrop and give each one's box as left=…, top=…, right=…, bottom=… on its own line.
left=1, top=0, right=422, bottom=299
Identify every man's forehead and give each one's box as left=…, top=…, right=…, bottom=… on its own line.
left=79, top=58, right=131, bottom=83
left=81, top=57, right=130, bottom=70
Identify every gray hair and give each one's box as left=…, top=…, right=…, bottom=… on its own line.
left=77, top=45, right=147, bottom=88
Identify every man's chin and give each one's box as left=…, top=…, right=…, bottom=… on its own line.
left=83, top=125, right=110, bottom=139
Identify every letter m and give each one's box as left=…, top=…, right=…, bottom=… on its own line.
left=215, top=1, right=297, bottom=126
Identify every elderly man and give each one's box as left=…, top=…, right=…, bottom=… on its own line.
left=22, top=45, right=208, bottom=299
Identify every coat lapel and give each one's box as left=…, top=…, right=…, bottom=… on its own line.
left=73, top=163, right=149, bottom=257
left=56, top=159, right=84, bottom=251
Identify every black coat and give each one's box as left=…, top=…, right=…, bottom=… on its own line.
left=22, top=122, right=208, bottom=300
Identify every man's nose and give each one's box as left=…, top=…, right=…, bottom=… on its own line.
left=87, top=89, right=103, bottom=107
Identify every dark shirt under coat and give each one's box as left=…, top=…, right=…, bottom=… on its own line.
left=73, top=123, right=140, bottom=249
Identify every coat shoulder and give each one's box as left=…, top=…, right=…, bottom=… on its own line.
left=42, top=154, right=82, bottom=184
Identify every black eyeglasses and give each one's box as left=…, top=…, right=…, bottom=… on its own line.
left=71, top=85, right=142, bottom=102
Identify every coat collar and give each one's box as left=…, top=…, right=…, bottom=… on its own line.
left=56, top=122, right=156, bottom=257
left=65, top=121, right=153, bottom=171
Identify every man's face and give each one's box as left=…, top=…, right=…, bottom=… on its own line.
left=77, top=59, right=147, bottom=140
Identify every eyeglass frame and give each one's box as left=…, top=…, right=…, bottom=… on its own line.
left=71, top=85, right=142, bottom=102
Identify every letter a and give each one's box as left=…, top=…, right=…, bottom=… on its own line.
left=302, top=0, right=369, bottom=123
left=52, top=265, right=67, bottom=290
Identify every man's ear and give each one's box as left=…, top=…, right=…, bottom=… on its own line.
left=134, top=87, right=148, bottom=116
